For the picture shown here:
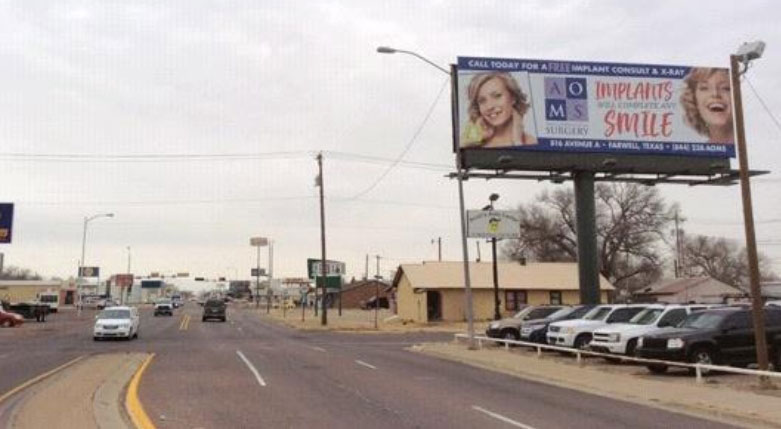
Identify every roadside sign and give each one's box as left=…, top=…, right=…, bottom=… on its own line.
left=0, top=203, right=14, bottom=244
left=79, top=266, right=100, bottom=277
left=251, top=268, right=266, bottom=277
left=115, top=274, right=133, bottom=288
left=250, top=237, right=268, bottom=247
left=307, top=258, right=345, bottom=279
left=466, top=210, right=522, bottom=239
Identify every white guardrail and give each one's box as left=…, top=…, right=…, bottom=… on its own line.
left=454, top=333, right=781, bottom=384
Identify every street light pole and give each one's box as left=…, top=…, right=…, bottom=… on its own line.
left=730, top=42, right=770, bottom=378
left=377, top=46, right=476, bottom=348
left=77, top=213, right=114, bottom=315
left=487, top=193, right=501, bottom=321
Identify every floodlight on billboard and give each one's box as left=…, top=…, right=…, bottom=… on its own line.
left=466, top=210, right=521, bottom=239
left=454, top=57, right=735, bottom=170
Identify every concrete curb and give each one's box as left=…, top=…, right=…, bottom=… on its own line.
left=125, top=353, right=156, bottom=429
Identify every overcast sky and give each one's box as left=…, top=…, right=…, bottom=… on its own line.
left=1, top=0, right=780, bottom=288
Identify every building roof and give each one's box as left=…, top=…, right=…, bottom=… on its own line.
left=341, top=279, right=391, bottom=293
left=393, top=261, right=613, bottom=291
left=0, top=280, right=62, bottom=287
left=639, top=277, right=740, bottom=296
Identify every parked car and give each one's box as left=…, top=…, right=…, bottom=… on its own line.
left=202, top=298, right=227, bottom=322
left=93, top=306, right=140, bottom=341
left=636, top=307, right=781, bottom=374
left=486, top=306, right=567, bottom=340
left=520, top=305, right=598, bottom=344
left=547, top=304, right=648, bottom=349
left=154, top=300, right=174, bottom=316
left=0, top=308, right=24, bottom=327
left=589, top=304, right=709, bottom=357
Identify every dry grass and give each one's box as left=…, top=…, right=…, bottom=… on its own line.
left=255, top=306, right=491, bottom=333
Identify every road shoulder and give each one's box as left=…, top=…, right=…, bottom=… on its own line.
left=413, top=342, right=781, bottom=429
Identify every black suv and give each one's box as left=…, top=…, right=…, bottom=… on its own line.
left=635, top=307, right=781, bottom=374
left=520, top=305, right=597, bottom=343
left=202, top=298, right=227, bottom=322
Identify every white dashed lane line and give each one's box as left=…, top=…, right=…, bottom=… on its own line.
left=236, top=350, right=267, bottom=387
left=472, top=405, right=538, bottom=429
left=355, top=360, right=377, bottom=370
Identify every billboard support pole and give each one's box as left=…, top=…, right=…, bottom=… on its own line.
left=730, top=53, right=770, bottom=381
left=574, top=171, right=601, bottom=305
left=451, top=64, right=476, bottom=349
left=317, top=153, right=328, bottom=326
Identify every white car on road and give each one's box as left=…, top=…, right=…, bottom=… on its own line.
left=93, top=306, right=139, bottom=341
left=589, top=304, right=709, bottom=356
left=546, top=304, right=647, bottom=349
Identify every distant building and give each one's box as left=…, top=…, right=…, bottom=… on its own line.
left=0, top=280, right=67, bottom=304
left=392, top=261, right=614, bottom=323
left=340, top=279, right=392, bottom=309
left=633, top=277, right=741, bottom=304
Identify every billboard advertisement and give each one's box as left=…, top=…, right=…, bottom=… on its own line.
left=79, top=266, right=100, bottom=277
left=466, top=210, right=522, bottom=239
left=455, top=57, right=734, bottom=159
left=0, top=203, right=13, bottom=244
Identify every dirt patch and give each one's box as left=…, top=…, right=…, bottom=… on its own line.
left=255, top=307, right=490, bottom=333
left=414, top=341, right=781, bottom=428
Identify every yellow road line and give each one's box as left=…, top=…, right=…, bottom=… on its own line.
left=0, top=355, right=87, bottom=404
left=125, top=353, right=156, bottom=429
left=178, top=314, right=190, bottom=330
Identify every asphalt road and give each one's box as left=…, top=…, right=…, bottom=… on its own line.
left=1, top=304, right=740, bottom=429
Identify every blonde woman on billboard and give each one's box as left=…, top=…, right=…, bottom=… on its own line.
left=680, top=68, right=734, bottom=143
left=461, top=72, right=537, bottom=148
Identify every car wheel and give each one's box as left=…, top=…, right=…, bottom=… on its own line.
left=202, top=317, right=207, bottom=322
left=647, top=364, right=668, bottom=374
left=574, top=334, right=592, bottom=350
left=625, top=339, right=638, bottom=357
left=689, top=347, right=718, bottom=376
left=133, top=330, right=139, bottom=339
left=501, top=329, right=519, bottom=341
left=93, top=337, right=100, bottom=341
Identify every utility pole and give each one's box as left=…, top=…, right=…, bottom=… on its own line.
left=365, top=254, right=369, bottom=280
left=317, top=152, right=328, bottom=326
left=730, top=50, right=769, bottom=377
left=674, top=210, right=682, bottom=278
left=375, top=255, right=381, bottom=329
left=255, top=245, right=261, bottom=309
left=475, top=241, right=481, bottom=262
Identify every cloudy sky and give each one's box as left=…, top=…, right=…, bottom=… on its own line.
left=1, top=0, right=780, bottom=287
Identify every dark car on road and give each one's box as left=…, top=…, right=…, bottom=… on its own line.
left=520, top=305, right=597, bottom=344
left=202, top=298, right=227, bottom=322
left=154, top=300, right=174, bottom=317
left=635, top=307, right=781, bottom=374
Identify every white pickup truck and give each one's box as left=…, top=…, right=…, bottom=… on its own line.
left=589, top=304, right=709, bottom=356
left=36, top=291, right=60, bottom=313
left=546, top=304, right=648, bottom=349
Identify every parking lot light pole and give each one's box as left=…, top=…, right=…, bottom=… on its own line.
left=486, top=193, right=501, bottom=321
left=377, top=46, right=476, bottom=349
left=730, top=41, right=770, bottom=380
left=78, top=213, right=114, bottom=316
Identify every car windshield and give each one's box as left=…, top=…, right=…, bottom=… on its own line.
left=583, top=307, right=612, bottom=321
left=98, top=309, right=130, bottom=319
left=206, top=300, right=224, bottom=307
left=524, top=307, right=561, bottom=320
left=546, top=307, right=573, bottom=319
left=679, top=311, right=728, bottom=329
left=629, top=308, right=664, bottom=325
left=512, top=307, right=533, bottom=319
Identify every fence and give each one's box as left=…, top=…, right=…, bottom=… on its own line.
left=453, top=333, right=781, bottom=384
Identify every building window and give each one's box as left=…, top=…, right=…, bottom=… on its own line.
left=549, top=291, right=562, bottom=305
left=505, top=290, right=527, bottom=311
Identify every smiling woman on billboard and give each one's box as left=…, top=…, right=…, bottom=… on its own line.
left=680, top=67, right=734, bottom=144
left=461, top=72, right=538, bottom=148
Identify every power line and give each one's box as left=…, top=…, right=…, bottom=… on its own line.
left=346, top=78, right=450, bottom=200
left=745, top=75, right=781, bottom=136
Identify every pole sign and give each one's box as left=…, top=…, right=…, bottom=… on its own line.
left=0, top=203, right=14, bottom=244
left=455, top=57, right=735, bottom=163
left=250, top=237, right=268, bottom=247
left=251, top=268, right=266, bottom=277
left=467, top=210, right=522, bottom=239
left=79, top=266, right=100, bottom=277
left=307, top=258, right=345, bottom=278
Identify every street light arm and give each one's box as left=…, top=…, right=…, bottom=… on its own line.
left=376, top=46, right=450, bottom=75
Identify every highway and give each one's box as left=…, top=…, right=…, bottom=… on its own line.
left=0, top=304, right=738, bottom=428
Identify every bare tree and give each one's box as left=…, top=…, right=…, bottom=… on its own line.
left=0, top=265, right=42, bottom=280
left=504, top=183, right=673, bottom=292
left=681, top=234, right=777, bottom=289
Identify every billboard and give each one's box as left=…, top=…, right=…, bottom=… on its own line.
left=0, top=203, right=13, bottom=244
left=455, top=57, right=735, bottom=162
left=79, top=266, right=100, bottom=277
left=250, top=237, right=268, bottom=247
left=141, top=280, right=163, bottom=289
left=467, top=210, right=522, bottom=239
